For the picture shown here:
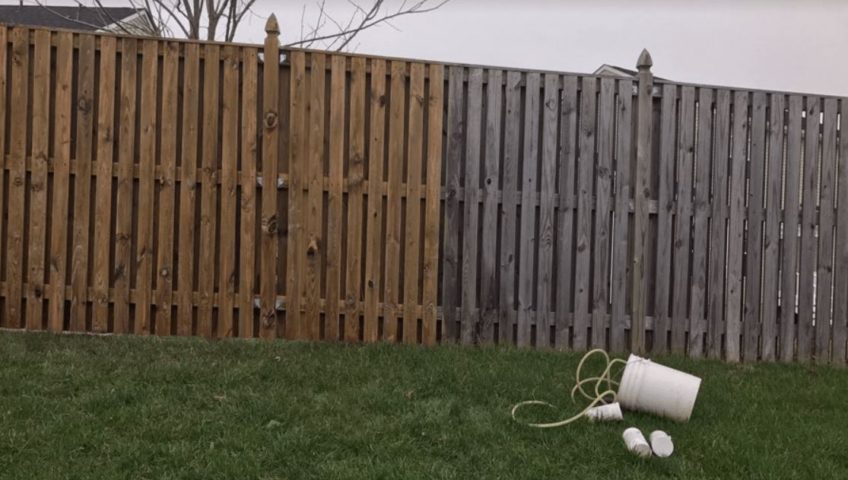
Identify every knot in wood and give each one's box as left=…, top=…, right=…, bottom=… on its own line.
left=264, top=111, right=278, bottom=129
left=306, top=238, right=319, bottom=256
left=160, top=267, right=170, bottom=278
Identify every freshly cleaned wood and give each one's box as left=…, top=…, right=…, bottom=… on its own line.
left=344, top=57, right=367, bottom=342
left=422, top=64, right=444, bottom=346
left=25, top=30, right=51, bottom=330
left=326, top=55, right=346, bottom=341
left=591, top=77, right=614, bottom=349
left=441, top=65, right=464, bottom=342
left=383, top=60, right=406, bottom=343
left=653, top=84, right=677, bottom=354
left=403, top=63, right=425, bottom=344
left=536, top=73, right=558, bottom=348
left=304, top=53, right=326, bottom=341
left=176, top=42, right=198, bottom=336
left=461, top=68, right=483, bottom=344
left=573, top=76, right=596, bottom=351
left=0, top=26, right=7, bottom=326
left=555, top=76, right=578, bottom=349
left=797, top=97, right=821, bottom=362
left=610, top=79, right=632, bottom=353
left=217, top=45, right=239, bottom=337
left=814, top=98, right=837, bottom=362
left=780, top=95, right=803, bottom=362
left=239, top=48, right=259, bottom=338
left=671, top=86, right=695, bottom=355
left=479, top=69, right=502, bottom=344
left=260, top=19, right=280, bottom=338
left=285, top=50, right=306, bottom=340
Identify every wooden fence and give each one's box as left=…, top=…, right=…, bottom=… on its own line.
left=1, top=22, right=846, bottom=364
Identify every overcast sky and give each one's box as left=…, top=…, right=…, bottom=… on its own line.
left=15, top=0, right=848, bottom=96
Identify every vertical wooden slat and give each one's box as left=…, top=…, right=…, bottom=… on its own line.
left=461, top=67, right=482, bottom=344
left=499, top=71, right=522, bottom=345
left=344, top=57, right=366, bottom=342
left=134, top=39, right=158, bottom=335
left=47, top=32, right=73, bottom=332
left=591, top=77, right=614, bottom=349
left=69, top=34, right=95, bottom=332
left=217, top=45, right=239, bottom=337
left=176, top=42, right=198, bottom=336
left=780, top=95, right=803, bottom=362
left=403, top=62, right=424, bottom=344
left=631, top=55, right=653, bottom=354
left=25, top=30, right=51, bottom=330
left=326, top=54, right=346, bottom=341
left=92, top=36, right=116, bottom=333
left=0, top=26, right=6, bottom=326
left=653, top=84, right=677, bottom=354
left=671, top=86, right=695, bottom=354
left=517, top=72, right=540, bottom=347
left=688, top=88, right=713, bottom=358
left=421, top=64, right=444, bottom=346
left=285, top=50, right=306, bottom=340
left=610, top=79, right=632, bottom=353
left=304, top=53, right=325, bottom=340
left=260, top=19, right=280, bottom=338
left=479, top=69, right=502, bottom=343
left=363, top=59, right=386, bottom=342
left=707, top=89, right=731, bottom=359
left=114, top=38, right=137, bottom=335
left=742, top=91, right=767, bottom=361
left=725, top=91, right=749, bottom=362
left=5, top=28, right=29, bottom=328
left=760, top=94, right=785, bottom=360
left=555, top=76, right=578, bottom=349
left=832, top=97, right=848, bottom=365
left=441, top=65, right=463, bottom=342
left=384, top=60, right=406, bottom=342
left=797, top=97, right=821, bottom=362
left=536, top=73, right=558, bottom=348
left=239, top=47, right=259, bottom=338
left=815, top=98, right=837, bottom=362
left=573, top=76, right=595, bottom=351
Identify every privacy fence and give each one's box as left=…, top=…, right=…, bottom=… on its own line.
left=0, top=22, right=846, bottom=364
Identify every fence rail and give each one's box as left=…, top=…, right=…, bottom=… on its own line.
left=0, top=22, right=846, bottom=364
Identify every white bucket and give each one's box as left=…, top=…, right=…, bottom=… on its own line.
left=649, top=430, right=674, bottom=458
left=617, top=354, right=701, bottom=422
left=622, top=427, right=652, bottom=458
left=585, top=402, right=623, bottom=422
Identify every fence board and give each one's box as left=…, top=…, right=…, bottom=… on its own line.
left=537, top=73, right=558, bottom=348
left=383, top=60, right=406, bottom=342
left=461, top=68, right=482, bottom=344
left=780, top=95, right=803, bottom=362
left=833, top=98, right=848, bottom=365
left=498, top=71, right=521, bottom=345
left=25, top=29, right=51, bottom=330
left=0, top=26, right=5, bottom=327
left=653, top=84, right=676, bottom=354
left=555, top=76, right=578, bottom=349
left=479, top=69, right=502, bottom=343
left=260, top=25, right=280, bottom=338
left=344, top=57, right=366, bottom=342
left=239, top=48, right=259, bottom=338
left=610, top=79, right=632, bottom=353
left=725, top=91, right=749, bottom=362
left=326, top=55, right=346, bottom=342
left=671, top=86, right=695, bottom=354
left=305, top=53, right=325, bottom=340
left=422, top=64, right=444, bottom=346
left=176, top=42, right=198, bottom=336
left=517, top=72, right=540, bottom=347
left=797, top=97, right=821, bottom=362
left=285, top=50, right=306, bottom=339
left=442, top=65, right=463, bottom=342
left=364, top=59, right=387, bottom=342
left=707, top=89, right=731, bottom=359
left=217, top=45, right=239, bottom=337
left=815, top=98, right=837, bottom=362
left=403, top=63, right=425, bottom=344
left=591, top=77, right=614, bottom=348
left=688, top=88, right=713, bottom=357
left=573, top=76, right=596, bottom=351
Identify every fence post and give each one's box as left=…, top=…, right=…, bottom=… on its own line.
left=631, top=49, right=653, bottom=354
left=260, top=15, right=280, bottom=338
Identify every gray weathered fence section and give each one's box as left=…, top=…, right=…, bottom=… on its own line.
left=439, top=50, right=848, bottom=364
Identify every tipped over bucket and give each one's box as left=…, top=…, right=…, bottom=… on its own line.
left=617, top=354, right=701, bottom=422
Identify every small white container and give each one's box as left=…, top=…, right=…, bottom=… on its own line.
left=649, top=430, right=674, bottom=458
left=617, top=354, right=702, bottom=422
left=622, top=427, right=652, bottom=458
left=585, top=402, right=623, bottom=422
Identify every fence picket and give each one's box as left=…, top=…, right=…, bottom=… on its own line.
left=797, top=97, right=821, bottom=362
left=653, top=84, right=677, bottom=354
left=671, top=86, right=695, bottom=354
left=384, top=60, right=406, bottom=342
left=537, top=73, right=558, bottom=349
left=610, top=79, right=632, bottom=353
left=325, top=55, right=346, bottom=342
left=573, top=76, right=596, bottom=351
left=591, top=77, right=614, bottom=349
left=218, top=45, right=239, bottom=337
left=403, top=63, right=425, bottom=344
left=176, top=43, right=198, bottom=336
left=707, top=90, right=731, bottom=359
left=815, top=98, right=838, bottom=362
left=239, top=48, right=259, bottom=338
left=422, top=64, right=444, bottom=345
left=555, top=76, right=578, bottom=350
left=461, top=68, right=483, bottom=344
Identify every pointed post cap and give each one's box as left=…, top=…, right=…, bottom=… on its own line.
left=636, top=48, right=653, bottom=70
left=265, top=14, right=280, bottom=36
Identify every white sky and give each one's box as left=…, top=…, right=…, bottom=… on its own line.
left=12, top=0, right=848, bottom=96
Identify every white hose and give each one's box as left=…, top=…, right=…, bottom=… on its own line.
left=510, top=348, right=627, bottom=428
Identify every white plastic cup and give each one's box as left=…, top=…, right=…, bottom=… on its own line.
left=617, top=354, right=702, bottom=422
left=622, top=427, right=652, bottom=458
left=585, top=402, right=623, bottom=422
left=649, top=430, right=674, bottom=458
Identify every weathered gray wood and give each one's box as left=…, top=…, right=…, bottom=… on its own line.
left=760, top=94, right=785, bottom=361
left=631, top=51, right=653, bottom=354
left=610, top=79, right=632, bottom=353
left=499, top=70, right=523, bottom=345
left=832, top=97, right=848, bottom=365
left=555, top=75, right=579, bottom=350
left=479, top=69, right=502, bottom=343
left=573, top=76, right=597, bottom=351
left=742, top=91, right=767, bottom=361
left=591, top=77, right=614, bottom=349
left=780, top=95, right=803, bottom=362
left=517, top=72, right=541, bottom=347
left=536, top=73, right=558, bottom=348
left=815, top=98, right=837, bottom=362
left=461, top=68, right=483, bottom=344
left=707, top=89, right=731, bottom=359
left=653, top=84, right=677, bottom=354
left=671, top=86, right=695, bottom=355
left=797, top=96, right=821, bottom=362
left=688, top=88, right=713, bottom=358
left=442, top=65, right=465, bottom=342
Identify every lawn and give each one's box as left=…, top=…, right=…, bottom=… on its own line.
left=1, top=331, right=846, bottom=479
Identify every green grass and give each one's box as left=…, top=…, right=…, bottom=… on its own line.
left=1, top=332, right=846, bottom=479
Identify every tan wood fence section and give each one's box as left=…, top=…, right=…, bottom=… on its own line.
left=1, top=23, right=846, bottom=364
